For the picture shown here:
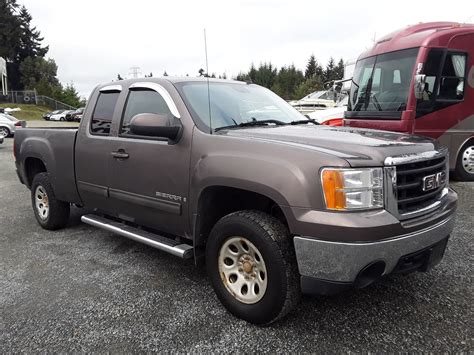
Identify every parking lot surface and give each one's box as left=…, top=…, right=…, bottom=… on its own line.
left=1, top=136, right=473, bottom=352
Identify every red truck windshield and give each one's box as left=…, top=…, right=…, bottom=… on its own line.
left=347, top=48, right=419, bottom=118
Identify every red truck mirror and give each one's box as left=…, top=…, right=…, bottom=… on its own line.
left=130, top=113, right=181, bottom=140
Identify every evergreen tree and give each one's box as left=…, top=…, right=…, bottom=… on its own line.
left=323, top=57, right=336, bottom=83
left=305, top=54, right=317, bottom=79
left=0, top=1, right=48, bottom=90
left=335, top=58, right=345, bottom=80
left=253, top=62, right=277, bottom=88
left=271, top=64, right=304, bottom=100
left=117, top=74, right=124, bottom=80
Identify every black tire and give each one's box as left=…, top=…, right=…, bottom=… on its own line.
left=453, top=140, right=474, bottom=181
left=31, top=172, right=70, bottom=230
left=0, top=127, right=10, bottom=137
left=206, top=210, right=300, bottom=325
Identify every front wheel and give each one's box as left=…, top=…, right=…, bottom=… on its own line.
left=31, top=173, right=70, bottom=230
left=454, top=141, right=474, bottom=181
left=206, top=210, right=300, bottom=325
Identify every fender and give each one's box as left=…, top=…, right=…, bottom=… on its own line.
left=19, top=136, right=56, bottom=187
left=189, top=151, right=316, bottom=219
left=18, top=135, right=82, bottom=204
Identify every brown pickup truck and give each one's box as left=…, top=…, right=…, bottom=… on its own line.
left=14, top=77, right=457, bottom=324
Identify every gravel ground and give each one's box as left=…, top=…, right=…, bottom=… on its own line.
left=0, top=136, right=473, bottom=352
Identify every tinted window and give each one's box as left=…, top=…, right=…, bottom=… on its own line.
left=91, top=92, right=119, bottom=135
left=417, top=50, right=467, bottom=117
left=438, top=53, right=466, bottom=100
left=121, top=89, right=172, bottom=135
left=349, top=48, right=418, bottom=113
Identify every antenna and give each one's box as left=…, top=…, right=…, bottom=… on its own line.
left=204, top=28, right=212, bottom=134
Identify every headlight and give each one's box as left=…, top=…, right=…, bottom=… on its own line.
left=321, top=168, right=383, bottom=210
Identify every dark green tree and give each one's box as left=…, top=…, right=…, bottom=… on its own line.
left=323, top=57, right=337, bottom=83
left=271, top=65, right=304, bottom=100
left=334, top=58, right=345, bottom=80
left=19, top=56, right=59, bottom=90
left=0, top=1, right=48, bottom=89
left=305, top=54, right=317, bottom=79
left=59, top=83, right=82, bottom=107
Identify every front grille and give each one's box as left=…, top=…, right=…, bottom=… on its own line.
left=396, top=156, right=447, bottom=215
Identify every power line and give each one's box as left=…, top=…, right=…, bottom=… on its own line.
left=128, top=66, right=142, bottom=78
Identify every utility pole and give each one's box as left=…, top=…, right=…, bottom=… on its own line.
left=129, top=66, right=142, bottom=78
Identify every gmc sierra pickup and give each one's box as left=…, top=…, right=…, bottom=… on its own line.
left=14, top=78, right=457, bottom=325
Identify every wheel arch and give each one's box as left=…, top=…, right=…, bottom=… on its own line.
left=192, top=184, right=290, bottom=264
left=24, top=157, right=47, bottom=187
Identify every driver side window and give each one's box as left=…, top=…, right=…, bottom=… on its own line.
left=121, top=89, right=172, bottom=135
left=438, top=53, right=466, bottom=100
left=416, top=50, right=467, bottom=117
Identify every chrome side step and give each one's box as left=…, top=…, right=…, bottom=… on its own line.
left=81, top=214, right=193, bottom=259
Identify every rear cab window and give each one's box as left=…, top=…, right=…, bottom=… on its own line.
left=90, top=91, right=120, bottom=135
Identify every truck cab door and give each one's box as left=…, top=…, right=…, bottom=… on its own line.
left=106, top=82, right=191, bottom=236
left=76, top=86, right=122, bottom=214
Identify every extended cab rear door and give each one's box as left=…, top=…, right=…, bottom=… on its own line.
left=106, top=82, right=191, bottom=236
left=75, top=85, right=122, bottom=214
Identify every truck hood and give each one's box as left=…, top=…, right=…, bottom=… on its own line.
left=219, top=125, right=441, bottom=167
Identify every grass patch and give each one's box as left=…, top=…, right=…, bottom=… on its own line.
left=0, top=103, right=51, bottom=121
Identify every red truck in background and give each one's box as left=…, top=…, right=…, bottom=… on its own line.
left=343, top=22, right=474, bottom=181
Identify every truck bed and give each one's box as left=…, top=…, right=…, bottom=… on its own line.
left=14, top=127, right=82, bottom=205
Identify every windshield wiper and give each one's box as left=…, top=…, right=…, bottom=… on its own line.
left=214, top=119, right=286, bottom=131
left=289, top=117, right=319, bottom=125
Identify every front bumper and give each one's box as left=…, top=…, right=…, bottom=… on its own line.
left=293, top=189, right=457, bottom=295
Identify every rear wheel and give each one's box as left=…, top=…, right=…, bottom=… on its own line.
left=454, top=141, right=474, bottom=181
left=31, top=173, right=70, bottom=230
left=206, top=210, right=300, bottom=325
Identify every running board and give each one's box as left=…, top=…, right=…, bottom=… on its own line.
left=81, top=214, right=193, bottom=259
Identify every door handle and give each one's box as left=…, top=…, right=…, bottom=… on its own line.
left=111, top=150, right=129, bottom=159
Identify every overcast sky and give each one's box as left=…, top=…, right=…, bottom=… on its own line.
left=21, top=0, right=474, bottom=98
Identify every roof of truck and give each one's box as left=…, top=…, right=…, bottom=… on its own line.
left=97, top=77, right=245, bottom=91
left=359, top=22, right=474, bottom=59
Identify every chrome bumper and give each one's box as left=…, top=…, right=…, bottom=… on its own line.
left=293, top=213, right=456, bottom=283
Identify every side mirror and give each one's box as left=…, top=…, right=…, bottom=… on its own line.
left=130, top=113, right=181, bottom=141
left=414, top=74, right=426, bottom=99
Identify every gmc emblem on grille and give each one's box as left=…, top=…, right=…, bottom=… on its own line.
left=422, top=171, right=446, bottom=191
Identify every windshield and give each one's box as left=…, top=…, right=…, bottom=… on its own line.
left=304, top=91, right=329, bottom=100
left=175, top=82, right=306, bottom=131
left=348, top=48, right=419, bottom=113
left=0, top=113, right=18, bottom=122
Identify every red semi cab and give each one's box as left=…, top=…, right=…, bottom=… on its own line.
left=344, top=22, right=474, bottom=180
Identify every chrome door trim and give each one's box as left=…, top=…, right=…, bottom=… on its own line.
left=99, top=84, right=122, bottom=93
left=129, top=82, right=181, bottom=118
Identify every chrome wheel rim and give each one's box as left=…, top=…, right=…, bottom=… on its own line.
left=0, top=127, right=8, bottom=137
left=35, top=185, right=49, bottom=220
left=462, top=145, right=474, bottom=174
left=218, top=237, right=268, bottom=304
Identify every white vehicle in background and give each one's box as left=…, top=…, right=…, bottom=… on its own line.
left=290, top=90, right=336, bottom=114
left=307, top=95, right=347, bottom=126
left=50, top=110, right=72, bottom=121
left=0, top=113, right=25, bottom=137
